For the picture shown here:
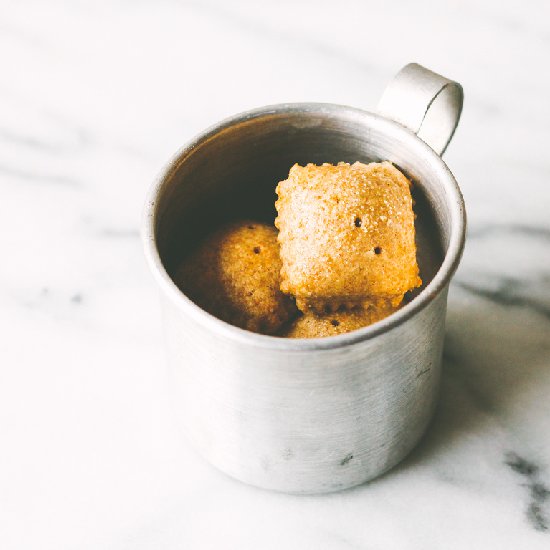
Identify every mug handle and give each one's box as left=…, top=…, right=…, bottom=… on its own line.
left=377, top=63, right=464, bottom=156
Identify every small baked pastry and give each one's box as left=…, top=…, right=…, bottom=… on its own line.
left=275, top=161, right=421, bottom=313
left=282, top=304, right=397, bottom=338
left=175, top=221, right=297, bottom=334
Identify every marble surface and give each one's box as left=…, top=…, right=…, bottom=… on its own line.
left=2, top=1, right=550, bottom=548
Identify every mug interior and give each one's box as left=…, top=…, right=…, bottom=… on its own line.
left=152, top=104, right=462, bottom=329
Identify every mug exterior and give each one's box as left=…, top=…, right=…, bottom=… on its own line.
left=161, top=281, right=447, bottom=493
left=143, top=68, right=465, bottom=494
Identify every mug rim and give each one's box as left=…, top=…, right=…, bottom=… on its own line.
left=142, top=102, right=466, bottom=351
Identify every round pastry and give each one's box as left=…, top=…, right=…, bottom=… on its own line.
left=175, top=220, right=297, bottom=335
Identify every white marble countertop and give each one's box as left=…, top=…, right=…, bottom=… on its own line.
left=2, top=1, right=550, bottom=548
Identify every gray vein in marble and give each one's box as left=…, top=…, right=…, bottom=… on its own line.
left=0, top=86, right=153, bottom=164
left=505, top=453, right=550, bottom=532
left=15, top=287, right=85, bottom=316
left=0, top=164, right=81, bottom=186
left=468, top=223, right=550, bottom=241
left=0, top=128, right=67, bottom=152
left=70, top=293, right=83, bottom=304
left=455, top=278, right=550, bottom=322
left=0, top=125, right=91, bottom=154
left=0, top=85, right=94, bottom=145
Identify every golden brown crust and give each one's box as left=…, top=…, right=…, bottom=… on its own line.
left=174, top=221, right=298, bottom=335
left=281, top=303, right=398, bottom=338
left=275, top=161, right=422, bottom=313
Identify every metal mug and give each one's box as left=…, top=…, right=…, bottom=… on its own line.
left=143, top=63, right=466, bottom=494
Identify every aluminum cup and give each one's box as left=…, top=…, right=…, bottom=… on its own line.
left=143, top=63, right=465, bottom=494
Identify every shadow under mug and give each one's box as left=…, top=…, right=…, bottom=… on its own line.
left=143, top=63, right=466, bottom=494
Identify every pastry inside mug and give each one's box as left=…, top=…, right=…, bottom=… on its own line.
left=275, top=161, right=422, bottom=313
left=281, top=304, right=398, bottom=339
left=174, top=221, right=297, bottom=335
left=174, top=161, right=421, bottom=338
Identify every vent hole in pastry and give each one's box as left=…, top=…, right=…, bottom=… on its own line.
left=253, top=246, right=261, bottom=254
left=354, top=217, right=362, bottom=228
left=374, top=247, right=382, bottom=255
